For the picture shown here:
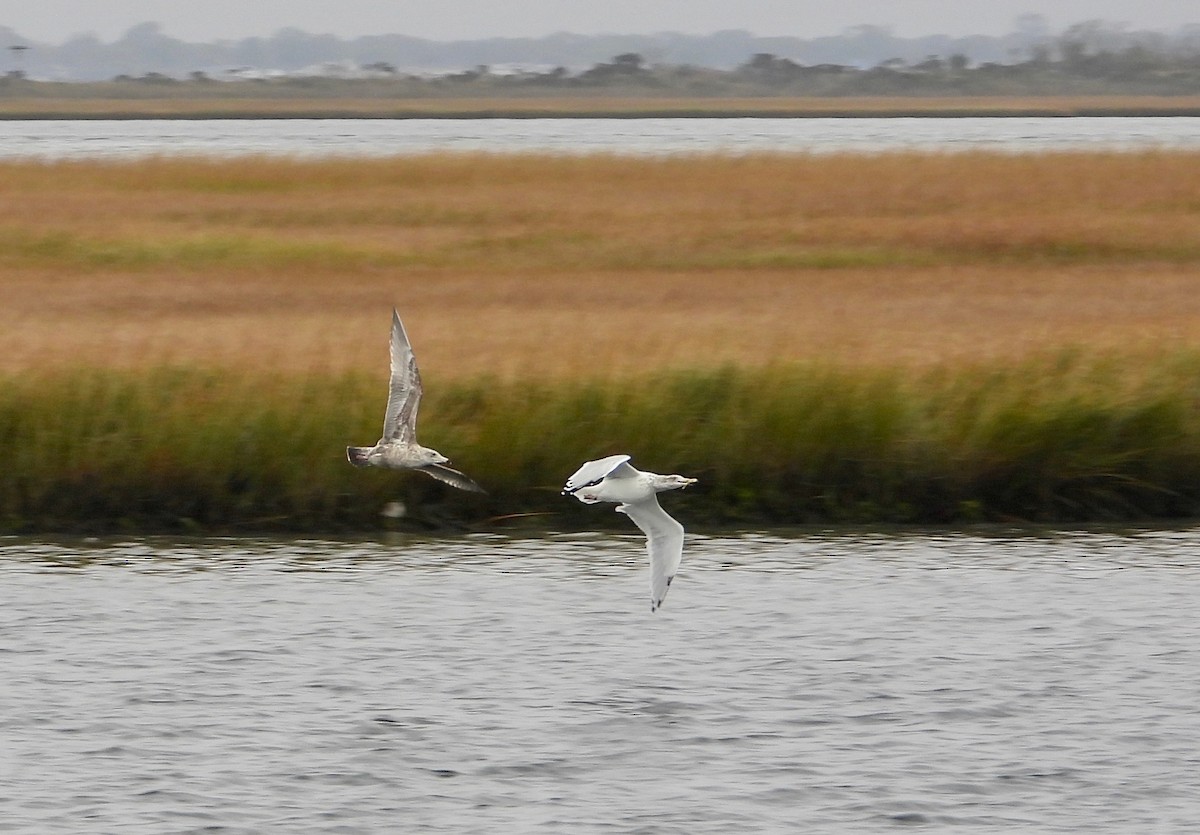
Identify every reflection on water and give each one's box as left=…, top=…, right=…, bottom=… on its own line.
left=3, top=116, right=1200, bottom=160
left=2, top=529, right=1199, bottom=833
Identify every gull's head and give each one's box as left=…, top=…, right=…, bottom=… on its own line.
left=414, top=446, right=449, bottom=466
left=655, top=474, right=697, bottom=492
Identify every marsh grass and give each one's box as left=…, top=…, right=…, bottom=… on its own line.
left=5, top=151, right=1200, bottom=528
left=5, top=355, right=1200, bottom=531
left=4, top=151, right=1200, bottom=378
left=6, top=152, right=1200, bottom=275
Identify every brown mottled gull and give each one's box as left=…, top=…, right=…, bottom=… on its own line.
left=347, top=309, right=484, bottom=493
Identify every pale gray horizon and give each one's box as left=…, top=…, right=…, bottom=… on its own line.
left=0, top=1, right=1197, bottom=44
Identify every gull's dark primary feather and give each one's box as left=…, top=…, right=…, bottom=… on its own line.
left=418, top=463, right=486, bottom=493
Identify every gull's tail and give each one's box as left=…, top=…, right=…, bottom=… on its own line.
left=346, top=446, right=372, bottom=467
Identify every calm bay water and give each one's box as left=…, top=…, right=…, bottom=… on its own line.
left=3, top=116, right=1200, bottom=159
left=2, top=530, right=1199, bottom=833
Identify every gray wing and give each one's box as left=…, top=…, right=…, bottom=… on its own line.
left=416, top=463, right=486, bottom=493
left=563, top=454, right=637, bottom=492
left=382, top=308, right=423, bottom=443
left=617, top=495, right=684, bottom=613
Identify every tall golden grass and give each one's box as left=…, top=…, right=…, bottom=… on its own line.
left=2, top=151, right=1200, bottom=379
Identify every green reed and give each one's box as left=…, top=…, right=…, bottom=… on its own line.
left=4, top=354, right=1200, bottom=533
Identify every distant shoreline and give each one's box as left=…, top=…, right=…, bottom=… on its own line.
left=3, top=95, right=1200, bottom=120
left=6, top=110, right=1200, bottom=120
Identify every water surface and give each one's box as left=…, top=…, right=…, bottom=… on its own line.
left=2, top=530, right=1198, bottom=832
left=4, top=116, right=1200, bottom=159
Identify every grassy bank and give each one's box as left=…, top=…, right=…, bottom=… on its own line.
left=4, top=356, right=1200, bottom=533
left=5, top=94, right=1200, bottom=119
left=3, top=151, right=1200, bottom=530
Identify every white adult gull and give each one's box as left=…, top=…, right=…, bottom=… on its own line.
left=562, top=454, right=697, bottom=612
left=346, top=308, right=485, bottom=493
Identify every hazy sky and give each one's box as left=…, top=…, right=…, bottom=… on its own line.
left=1, top=1, right=1196, bottom=43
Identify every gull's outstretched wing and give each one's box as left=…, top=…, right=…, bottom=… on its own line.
left=563, top=454, right=636, bottom=493
left=382, top=308, right=423, bottom=443
left=416, top=462, right=486, bottom=493
left=617, top=495, right=684, bottom=613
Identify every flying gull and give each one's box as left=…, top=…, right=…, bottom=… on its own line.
left=347, top=308, right=485, bottom=493
left=562, top=454, right=696, bottom=611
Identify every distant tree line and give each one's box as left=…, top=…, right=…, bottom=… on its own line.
left=2, top=18, right=1200, bottom=95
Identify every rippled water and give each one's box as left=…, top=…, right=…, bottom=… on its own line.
left=2, top=530, right=1199, bottom=832
left=3, top=116, right=1200, bottom=159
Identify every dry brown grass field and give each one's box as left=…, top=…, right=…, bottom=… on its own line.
left=3, top=150, right=1200, bottom=382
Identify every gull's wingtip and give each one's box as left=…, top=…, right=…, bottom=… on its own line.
left=650, top=575, right=674, bottom=613
left=418, top=462, right=487, bottom=494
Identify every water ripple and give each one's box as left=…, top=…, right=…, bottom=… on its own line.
left=4, top=117, right=1200, bottom=161
left=2, top=529, right=1200, bottom=832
